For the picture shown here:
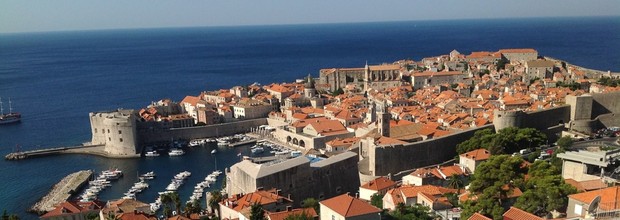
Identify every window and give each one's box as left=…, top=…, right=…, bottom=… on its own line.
left=331, top=215, right=335, bottom=220
left=107, top=129, right=110, bottom=133
left=118, top=130, right=122, bottom=134
left=120, top=138, right=123, bottom=142
left=94, top=128, right=97, bottom=133
left=108, top=137, right=111, bottom=141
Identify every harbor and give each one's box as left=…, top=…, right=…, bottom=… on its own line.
left=29, top=170, right=93, bottom=214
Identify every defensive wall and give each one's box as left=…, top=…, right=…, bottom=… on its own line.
left=361, top=92, right=620, bottom=180
left=569, top=91, right=620, bottom=133
left=364, top=124, right=493, bottom=178
left=138, top=118, right=267, bottom=144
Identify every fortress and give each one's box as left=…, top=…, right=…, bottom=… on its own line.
left=358, top=91, right=620, bottom=182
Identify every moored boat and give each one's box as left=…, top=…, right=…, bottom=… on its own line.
left=0, top=98, right=21, bottom=125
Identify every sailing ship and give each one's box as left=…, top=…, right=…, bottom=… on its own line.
left=0, top=98, right=21, bottom=124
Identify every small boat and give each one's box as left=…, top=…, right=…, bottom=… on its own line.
left=211, top=149, right=217, bottom=154
left=251, top=147, right=264, bottom=154
left=141, top=171, right=156, bottom=178
left=169, top=148, right=185, bottom=156
left=145, top=151, right=160, bottom=157
left=0, top=98, right=21, bottom=125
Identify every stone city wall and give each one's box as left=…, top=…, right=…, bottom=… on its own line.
left=368, top=125, right=493, bottom=177
left=138, top=118, right=267, bottom=144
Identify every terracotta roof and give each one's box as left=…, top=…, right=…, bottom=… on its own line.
left=398, top=185, right=457, bottom=198
left=375, top=136, right=407, bottom=146
left=568, top=186, right=620, bottom=211
left=117, top=212, right=157, bottom=220
left=360, top=177, right=397, bottom=191
left=168, top=215, right=192, bottom=220
left=180, top=95, right=201, bottom=106
left=460, top=149, right=491, bottom=161
left=41, top=200, right=105, bottom=218
left=306, top=119, right=349, bottom=136
left=320, top=194, right=381, bottom=217
left=369, top=64, right=400, bottom=71
left=565, top=179, right=608, bottom=192
left=267, top=208, right=317, bottom=220
left=221, top=189, right=290, bottom=212
left=413, top=71, right=464, bottom=77
left=468, top=213, right=492, bottom=220
left=503, top=206, right=543, bottom=220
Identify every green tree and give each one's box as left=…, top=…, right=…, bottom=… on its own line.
left=556, top=136, right=574, bottom=150
left=284, top=211, right=313, bottom=220
left=185, top=199, right=202, bottom=216
left=170, top=192, right=182, bottom=216
left=514, top=161, right=577, bottom=216
left=371, top=193, right=384, bottom=209
left=447, top=174, right=464, bottom=189
left=461, top=155, right=527, bottom=220
left=249, top=203, right=266, bottom=220
left=301, top=198, right=319, bottom=214
left=209, top=190, right=224, bottom=216
left=1, top=211, right=8, bottom=220
left=387, top=204, right=433, bottom=220
left=456, top=128, right=495, bottom=154
left=86, top=212, right=99, bottom=220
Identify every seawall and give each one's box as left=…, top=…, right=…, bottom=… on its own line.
left=29, top=170, right=93, bottom=214
left=138, top=118, right=268, bottom=145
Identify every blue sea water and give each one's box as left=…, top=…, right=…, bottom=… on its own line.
left=0, top=16, right=618, bottom=218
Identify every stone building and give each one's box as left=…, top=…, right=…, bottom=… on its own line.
left=525, top=60, right=555, bottom=81
left=411, top=71, right=464, bottom=90
left=225, top=152, right=360, bottom=205
left=319, top=67, right=365, bottom=92
left=364, top=63, right=403, bottom=91
left=499, top=48, right=538, bottom=63
left=89, top=109, right=140, bottom=157
left=232, top=99, right=274, bottom=120
left=272, top=117, right=354, bottom=150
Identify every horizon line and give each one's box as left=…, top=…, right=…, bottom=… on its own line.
left=1, top=15, right=618, bottom=35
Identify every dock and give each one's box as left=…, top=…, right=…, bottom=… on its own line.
left=228, top=138, right=257, bottom=147
left=29, top=170, right=93, bottom=214
left=5, top=145, right=100, bottom=160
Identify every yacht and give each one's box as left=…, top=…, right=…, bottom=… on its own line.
left=211, top=149, right=217, bottom=154
left=145, top=151, right=160, bottom=157
left=140, top=171, right=156, bottom=178
left=251, top=146, right=264, bottom=154
left=168, top=148, right=185, bottom=156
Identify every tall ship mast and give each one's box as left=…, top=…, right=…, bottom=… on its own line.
left=0, top=97, right=21, bottom=124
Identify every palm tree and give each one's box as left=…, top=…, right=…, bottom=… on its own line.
left=170, top=192, right=182, bottom=216
left=208, top=190, right=224, bottom=216
left=447, top=174, right=464, bottom=189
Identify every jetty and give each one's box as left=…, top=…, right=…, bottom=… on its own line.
left=29, top=170, right=93, bottom=214
left=5, top=145, right=100, bottom=160
left=228, top=138, right=257, bottom=147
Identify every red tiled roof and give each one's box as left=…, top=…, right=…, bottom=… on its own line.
left=460, top=149, right=491, bottom=161
left=267, top=208, right=317, bottom=220
left=360, top=177, right=397, bottom=191
left=468, top=213, right=492, bottom=220
left=568, top=186, right=620, bottom=211
left=320, top=194, right=381, bottom=217
left=503, top=206, right=543, bottom=220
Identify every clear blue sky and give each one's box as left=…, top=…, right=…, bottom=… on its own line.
left=1, top=0, right=619, bottom=33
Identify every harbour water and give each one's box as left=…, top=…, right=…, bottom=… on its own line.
left=0, top=16, right=619, bottom=218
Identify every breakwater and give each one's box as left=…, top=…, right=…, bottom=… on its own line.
left=29, top=170, right=93, bottom=214
left=4, top=145, right=101, bottom=160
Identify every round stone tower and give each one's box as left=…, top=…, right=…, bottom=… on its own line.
left=493, top=109, right=524, bottom=132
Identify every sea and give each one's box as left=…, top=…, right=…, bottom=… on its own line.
left=0, top=16, right=618, bottom=218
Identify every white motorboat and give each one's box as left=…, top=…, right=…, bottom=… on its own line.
left=211, top=149, right=217, bottom=154
left=169, top=148, right=185, bottom=156
left=145, top=151, right=160, bottom=157
left=251, top=147, right=264, bottom=154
